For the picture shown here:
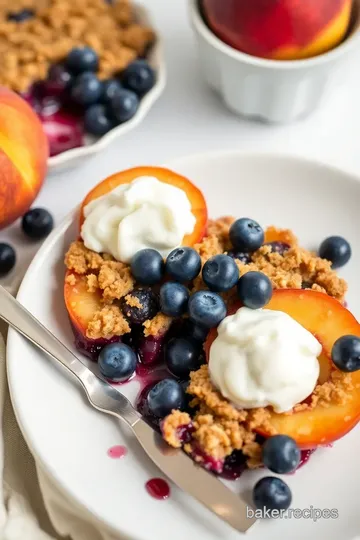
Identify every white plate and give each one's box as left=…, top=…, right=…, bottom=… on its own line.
left=7, top=152, right=360, bottom=540
left=47, top=3, right=166, bottom=173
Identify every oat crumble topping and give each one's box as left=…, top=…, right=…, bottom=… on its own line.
left=0, top=0, right=155, bottom=92
left=86, top=304, right=130, bottom=339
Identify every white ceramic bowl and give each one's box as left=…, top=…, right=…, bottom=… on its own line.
left=47, top=3, right=166, bottom=173
left=189, top=0, right=360, bottom=123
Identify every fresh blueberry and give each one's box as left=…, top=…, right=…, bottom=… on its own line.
left=130, top=249, right=164, bottom=285
left=227, top=251, right=251, bottom=264
left=22, top=208, right=54, bottom=240
left=253, top=477, right=292, bottom=511
left=188, top=290, right=226, bottom=329
left=122, top=288, right=159, bottom=325
left=332, top=335, right=360, bottom=372
left=98, top=342, right=137, bottom=382
left=165, top=337, right=203, bottom=378
left=160, top=282, right=189, bottom=317
left=71, top=72, right=102, bottom=106
left=66, top=46, right=99, bottom=74
left=122, top=60, right=156, bottom=96
left=84, top=104, right=114, bottom=136
left=229, top=218, right=264, bottom=252
left=237, top=271, right=272, bottom=309
left=165, top=247, right=201, bottom=282
left=110, top=89, right=139, bottom=123
left=262, top=435, right=301, bottom=474
left=265, top=242, right=290, bottom=255
left=182, top=319, right=209, bottom=344
left=147, top=378, right=186, bottom=418
left=7, top=8, right=34, bottom=22
left=46, top=64, right=73, bottom=95
left=0, top=243, right=16, bottom=276
left=202, top=254, right=239, bottom=292
left=319, top=236, right=351, bottom=269
left=101, top=79, right=123, bottom=103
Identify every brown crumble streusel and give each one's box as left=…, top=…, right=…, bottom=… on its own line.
left=125, top=294, right=143, bottom=309
left=65, top=218, right=349, bottom=465
left=0, top=0, right=155, bottom=93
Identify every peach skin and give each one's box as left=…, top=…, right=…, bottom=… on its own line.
left=0, top=87, right=48, bottom=229
left=203, top=0, right=353, bottom=60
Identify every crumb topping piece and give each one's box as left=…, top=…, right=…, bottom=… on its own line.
left=0, top=0, right=154, bottom=92
left=86, top=304, right=130, bottom=339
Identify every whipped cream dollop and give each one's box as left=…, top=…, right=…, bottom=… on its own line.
left=209, top=307, right=321, bottom=413
left=81, top=176, right=196, bottom=263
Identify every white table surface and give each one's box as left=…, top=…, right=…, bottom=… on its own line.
left=1, top=0, right=360, bottom=289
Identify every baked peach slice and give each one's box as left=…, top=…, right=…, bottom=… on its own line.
left=64, top=271, right=116, bottom=359
left=205, top=289, right=360, bottom=448
left=79, top=166, right=208, bottom=246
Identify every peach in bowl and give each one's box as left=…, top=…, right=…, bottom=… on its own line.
left=189, top=0, right=360, bottom=123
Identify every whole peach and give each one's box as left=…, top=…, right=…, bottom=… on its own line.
left=202, top=0, right=353, bottom=60
left=0, top=87, right=49, bottom=229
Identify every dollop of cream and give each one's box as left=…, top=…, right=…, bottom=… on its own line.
left=81, top=176, right=196, bottom=263
left=209, top=307, right=321, bottom=413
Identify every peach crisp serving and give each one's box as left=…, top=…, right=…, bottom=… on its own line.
left=64, top=166, right=359, bottom=513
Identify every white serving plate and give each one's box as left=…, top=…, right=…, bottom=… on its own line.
left=48, top=3, right=166, bottom=173
left=7, top=152, right=360, bottom=540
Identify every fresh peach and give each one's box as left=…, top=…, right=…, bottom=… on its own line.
left=0, top=87, right=48, bottom=229
left=202, top=0, right=353, bottom=60
left=79, top=166, right=208, bottom=246
left=205, top=289, right=360, bottom=448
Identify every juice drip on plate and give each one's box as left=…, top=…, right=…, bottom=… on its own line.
left=107, top=445, right=128, bottom=459
left=145, top=478, right=170, bottom=500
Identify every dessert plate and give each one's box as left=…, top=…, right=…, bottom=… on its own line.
left=7, top=152, right=360, bottom=540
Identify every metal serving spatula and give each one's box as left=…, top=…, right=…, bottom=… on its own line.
left=0, top=285, right=256, bottom=534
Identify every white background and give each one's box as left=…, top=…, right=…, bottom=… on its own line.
left=1, top=0, right=360, bottom=287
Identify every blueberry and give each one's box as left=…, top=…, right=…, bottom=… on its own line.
left=122, top=60, right=156, bottom=96
left=122, top=288, right=159, bottom=324
left=0, top=243, right=16, bottom=276
left=188, top=290, right=226, bottom=329
left=110, top=89, right=139, bottom=123
left=71, top=72, right=102, bottom=106
left=160, top=282, right=189, bottom=317
left=66, top=46, right=99, bottom=74
left=147, top=378, right=186, bottom=418
left=165, top=247, right=201, bottom=282
left=237, top=271, right=272, bottom=309
left=84, top=104, right=114, bottom=136
left=253, top=477, right=292, bottom=511
left=229, top=218, right=264, bottom=252
left=202, top=254, right=239, bottom=292
left=98, top=342, right=137, bottom=382
left=265, top=242, right=290, bottom=255
left=182, top=319, right=209, bottom=344
left=262, top=435, right=300, bottom=474
left=22, top=208, right=54, bottom=240
left=332, top=335, right=360, bottom=372
left=101, top=79, right=123, bottom=103
left=319, top=236, right=351, bottom=269
left=7, top=8, right=34, bottom=22
left=46, top=64, right=73, bottom=95
left=130, top=249, right=164, bottom=285
left=227, top=251, right=251, bottom=265
left=166, top=338, right=203, bottom=378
